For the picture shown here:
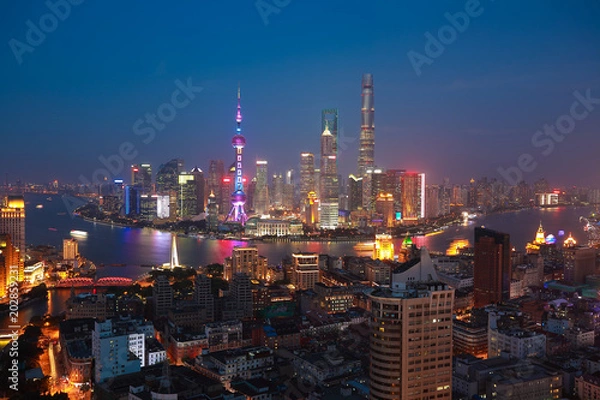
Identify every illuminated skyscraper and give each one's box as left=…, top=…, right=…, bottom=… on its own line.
left=1, top=196, right=25, bottom=281
left=178, top=167, right=205, bottom=217
left=319, top=122, right=338, bottom=229
left=375, top=192, right=395, bottom=228
left=305, top=191, right=319, bottom=227
left=226, top=87, right=248, bottom=225
left=358, top=73, right=375, bottom=176
left=300, top=153, right=315, bottom=206
left=348, top=174, right=363, bottom=211
left=0, top=234, right=18, bottom=297
left=208, top=160, right=224, bottom=211
left=401, top=172, right=425, bottom=223
left=369, top=273, right=454, bottom=400
left=156, top=159, right=184, bottom=218
left=131, top=163, right=152, bottom=193
left=321, top=109, right=338, bottom=155
left=253, top=161, right=269, bottom=215
left=271, top=173, right=284, bottom=208
left=474, top=227, right=511, bottom=308
left=206, top=191, right=219, bottom=231
left=156, top=159, right=184, bottom=193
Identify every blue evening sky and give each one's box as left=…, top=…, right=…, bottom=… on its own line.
left=1, top=0, right=599, bottom=187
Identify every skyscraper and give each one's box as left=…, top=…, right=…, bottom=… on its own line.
left=271, top=173, right=284, bottom=208
left=348, top=174, right=363, bottom=211
left=1, top=196, right=25, bottom=281
left=300, top=153, right=315, bottom=208
left=369, top=251, right=454, bottom=400
left=292, top=252, right=320, bottom=290
left=153, top=275, right=173, bottom=317
left=473, top=227, right=511, bottom=308
left=208, top=159, right=225, bottom=211
left=227, top=87, right=248, bottom=225
left=156, top=159, right=184, bottom=218
left=358, top=73, right=375, bottom=176
left=0, top=234, right=18, bottom=297
left=401, top=172, right=425, bottom=223
left=131, top=163, right=152, bottom=193
left=321, top=109, right=339, bottom=155
left=319, top=122, right=339, bottom=229
left=193, top=274, right=214, bottom=322
left=156, top=159, right=184, bottom=193
left=253, top=161, right=269, bottom=215
left=178, top=167, right=205, bottom=218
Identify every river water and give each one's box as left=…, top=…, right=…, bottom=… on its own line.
left=16, top=193, right=593, bottom=322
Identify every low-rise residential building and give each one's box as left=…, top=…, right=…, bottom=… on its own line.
left=488, top=328, right=546, bottom=359
left=194, top=346, right=274, bottom=389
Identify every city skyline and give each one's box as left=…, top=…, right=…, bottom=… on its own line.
left=1, top=2, right=599, bottom=186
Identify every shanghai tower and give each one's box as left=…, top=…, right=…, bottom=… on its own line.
left=357, top=73, right=374, bottom=176
left=226, top=86, right=248, bottom=225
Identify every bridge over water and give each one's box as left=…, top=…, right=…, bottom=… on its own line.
left=51, top=276, right=134, bottom=288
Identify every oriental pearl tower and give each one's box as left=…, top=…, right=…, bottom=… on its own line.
left=226, top=86, right=248, bottom=225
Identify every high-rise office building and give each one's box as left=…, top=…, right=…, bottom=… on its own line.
left=1, top=196, right=25, bottom=281
left=139, top=194, right=158, bottom=221
left=563, top=246, right=597, bottom=285
left=283, top=169, right=295, bottom=210
left=208, top=160, right=225, bottom=211
left=348, top=174, right=363, bottom=211
left=253, top=161, right=269, bottom=215
left=152, top=275, right=173, bottom=317
left=322, top=109, right=339, bottom=155
left=473, top=227, right=511, bottom=308
left=0, top=234, right=18, bottom=297
left=230, top=272, right=253, bottom=319
left=224, top=246, right=268, bottom=281
left=226, top=87, right=248, bottom=225
left=0, top=196, right=25, bottom=256
left=292, top=252, right=320, bottom=291
left=305, top=191, right=319, bottom=227
left=156, top=159, right=184, bottom=193
left=131, top=163, right=152, bottom=193
left=271, top=173, right=284, bottom=208
left=178, top=167, right=205, bottom=218
left=358, top=74, right=375, bottom=176
left=426, top=184, right=441, bottom=218
left=124, top=185, right=140, bottom=216
left=193, top=274, right=214, bottom=322
left=206, top=191, right=219, bottom=231
left=156, top=159, right=184, bottom=218
left=375, top=192, right=395, bottom=228
left=63, top=238, right=78, bottom=261
left=401, top=172, right=425, bottom=223
left=369, top=256, right=454, bottom=400
left=319, top=123, right=339, bottom=229
left=300, top=153, right=315, bottom=207
left=385, top=169, right=405, bottom=215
